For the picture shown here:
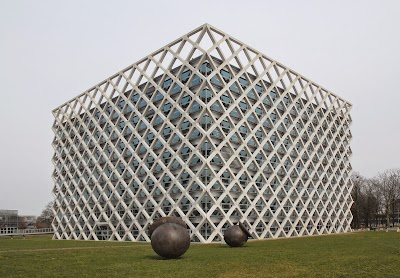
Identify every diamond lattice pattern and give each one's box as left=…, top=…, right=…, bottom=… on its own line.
left=51, top=24, right=353, bottom=242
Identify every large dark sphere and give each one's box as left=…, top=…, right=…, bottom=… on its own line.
left=148, top=217, right=187, bottom=237
left=224, top=225, right=248, bottom=247
left=151, top=223, right=190, bottom=259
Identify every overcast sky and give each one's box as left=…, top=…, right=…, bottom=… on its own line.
left=1, top=0, right=399, bottom=215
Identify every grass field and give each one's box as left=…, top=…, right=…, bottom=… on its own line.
left=0, top=232, right=399, bottom=277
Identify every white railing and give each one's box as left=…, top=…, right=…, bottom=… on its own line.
left=0, top=228, right=54, bottom=236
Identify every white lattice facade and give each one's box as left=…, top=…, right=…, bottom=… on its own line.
left=52, top=24, right=353, bottom=242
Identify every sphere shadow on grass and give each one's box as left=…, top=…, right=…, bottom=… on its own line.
left=151, top=223, right=190, bottom=259
left=145, top=254, right=189, bottom=261
left=219, top=244, right=250, bottom=249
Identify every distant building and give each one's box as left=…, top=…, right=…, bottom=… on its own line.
left=52, top=24, right=353, bottom=242
left=0, top=209, right=18, bottom=234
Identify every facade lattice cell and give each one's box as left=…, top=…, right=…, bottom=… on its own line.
left=51, top=24, right=353, bottom=242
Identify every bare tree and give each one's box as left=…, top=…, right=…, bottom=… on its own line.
left=363, top=178, right=381, bottom=228
left=376, top=169, right=400, bottom=227
left=351, top=172, right=363, bottom=229
left=36, top=201, right=54, bottom=228
left=17, top=216, right=27, bottom=229
left=351, top=173, right=382, bottom=228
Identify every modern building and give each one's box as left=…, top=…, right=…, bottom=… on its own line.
left=52, top=24, right=353, bottom=242
left=0, top=209, right=18, bottom=234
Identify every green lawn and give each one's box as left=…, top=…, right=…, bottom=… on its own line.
left=0, top=232, right=399, bottom=277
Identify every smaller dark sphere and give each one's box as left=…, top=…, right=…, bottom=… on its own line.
left=148, top=217, right=187, bottom=238
left=224, top=225, right=248, bottom=247
left=151, top=223, right=190, bottom=259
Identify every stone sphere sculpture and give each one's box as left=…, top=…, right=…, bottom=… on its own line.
left=151, top=223, right=190, bottom=259
left=224, top=223, right=251, bottom=247
left=148, top=216, right=187, bottom=237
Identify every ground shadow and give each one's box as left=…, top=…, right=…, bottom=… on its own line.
left=145, top=255, right=188, bottom=261
left=218, top=245, right=250, bottom=249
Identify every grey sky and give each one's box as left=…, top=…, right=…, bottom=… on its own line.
left=1, top=0, right=399, bottom=215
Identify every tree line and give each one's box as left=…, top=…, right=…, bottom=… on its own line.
left=351, top=169, right=400, bottom=229
left=36, top=201, right=54, bottom=228
left=16, top=202, right=54, bottom=229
